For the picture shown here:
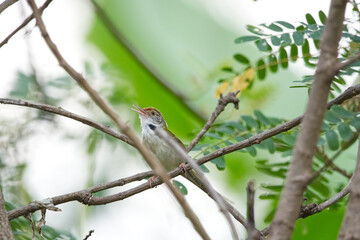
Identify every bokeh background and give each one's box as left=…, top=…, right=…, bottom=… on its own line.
left=1, top=0, right=351, bottom=239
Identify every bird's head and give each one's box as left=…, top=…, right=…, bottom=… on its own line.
left=132, top=105, right=167, bottom=130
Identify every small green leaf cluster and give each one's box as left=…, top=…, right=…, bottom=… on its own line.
left=233, top=12, right=328, bottom=80
left=222, top=9, right=360, bottom=97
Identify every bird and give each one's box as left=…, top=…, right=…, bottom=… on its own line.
left=132, top=104, right=206, bottom=190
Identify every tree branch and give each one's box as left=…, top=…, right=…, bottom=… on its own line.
left=0, top=188, right=14, bottom=240
left=246, top=181, right=260, bottom=240
left=27, top=0, right=209, bottom=238
left=0, top=0, right=18, bottom=14
left=336, top=51, right=360, bottom=72
left=0, top=0, right=53, bottom=49
left=269, top=1, right=348, bottom=239
left=338, top=135, right=360, bottom=239
left=261, top=180, right=352, bottom=236
left=89, top=0, right=206, bottom=123
left=0, top=98, right=134, bottom=146
left=186, top=91, right=239, bottom=152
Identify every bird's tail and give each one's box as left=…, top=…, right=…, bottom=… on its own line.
left=183, top=169, right=233, bottom=204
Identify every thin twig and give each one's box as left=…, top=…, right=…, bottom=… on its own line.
left=0, top=188, right=14, bottom=240
left=338, top=135, right=360, bottom=238
left=261, top=181, right=352, bottom=236
left=89, top=0, right=206, bottom=123
left=186, top=91, right=240, bottom=152
left=0, top=0, right=53, bottom=49
left=155, top=127, right=239, bottom=240
left=0, top=0, right=18, bottom=14
left=83, top=230, right=94, bottom=240
left=27, top=1, right=209, bottom=238
left=336, top=51, right=360, bottom=72
left=0, top=98, right=134, bottom=146
left=246, top=181, right=260, bottom=240
left=312, top=132, right=358, bottom=180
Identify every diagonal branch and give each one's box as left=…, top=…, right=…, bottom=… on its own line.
left=0, top=0, right=18, bottom=14
left=0, top=188, right=14, bottom=240
left=27, top=0, right=209, bottom=238
left=0, top=98, right=134, bottom=146
left=186, top=91, right=239, bottom=152
left=0, top=0, right=53, bottom=49
left=338, top=135, right=360, bottom=239
left=269, top=1, right=348, bottom=239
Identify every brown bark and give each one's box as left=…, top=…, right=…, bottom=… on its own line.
left=337, top=137, right=360, bottom=240
left=269, top=0, right=348, bottom=239
left=0, top=189, right=14, bottom=240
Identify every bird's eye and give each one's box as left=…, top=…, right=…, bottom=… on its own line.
left=151, top=111, right=155, bottom=116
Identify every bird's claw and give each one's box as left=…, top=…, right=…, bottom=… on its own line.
left=148, top=177, right=157, bottom=188
left=179, top=163, right=187, bottom=173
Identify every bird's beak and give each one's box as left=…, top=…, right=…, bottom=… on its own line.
left=132, top=104, right=147, bottom=116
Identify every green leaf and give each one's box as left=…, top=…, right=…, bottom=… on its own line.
left=305, top=13, right=317, bottom=25
left=270, top=36, right=281, bottom=46
left=255, top=39, right=271, bottom=52
left=293, top=31, right=305, bottom=45
left=234, top=53, right=250, bottom=64
left=275, top=21, right=295, bottom=29
left=173, top=180, right=188, bottom=195
left=221, top=66, right=233, bottom=72
left=309, top=30, right=323, bottom=40
left=302, top=39, right=312, bottom=65
left=259, top=193, right=279, bottom=200
left=246, top=25, right=267, bottom=36
left=268, top=54, right=278, bottom=72
left=280, top=33, right=292, bottom=46
left=204, top=132, right=222, bottom=139
left=290, top=44, right=298, bottom=61
left=254, top=110, right=270, bottom=126
left=242, top=115, right=259, bottom=128
left=331, top=105, right=355, bottom=119
left=261, top=23, right=283, bottom=32
left=338, top=122, right=353, bottom=141
left=263, top=138, right=275, bottom=154
left=325, top=110, right=342, bottom=124
left=257, top=59, right=267, bottom=80
left=261, top=184, right=283, bottom=192
left=319, top=10, right=327, bottom=24
left=279, top=47, right=288, bottom=68
left=200, top=164, right=210, bottom=173
left=211, top=156, right=226, bottom=170
left=351, top=117, right=360, bottom=130
left=246, top=146, right=257, bottom=157
left=87, top=130, right=99, bottom=154
left=326, top=129, right=339, bottom=150
left=235, top=35, right=261, bottom=44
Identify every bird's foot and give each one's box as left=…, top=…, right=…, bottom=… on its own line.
left=179, top=163, right=187, bottom=173
left=148, top=177, right=157, bottom=188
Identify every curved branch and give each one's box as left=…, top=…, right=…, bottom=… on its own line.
left=0, top=0, right=18, bottom=14
left=0, top=0, right=53, bottom=49
left=0, top=98, right=134, bottom=146
left=186, top=91, right=239, bottom=152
